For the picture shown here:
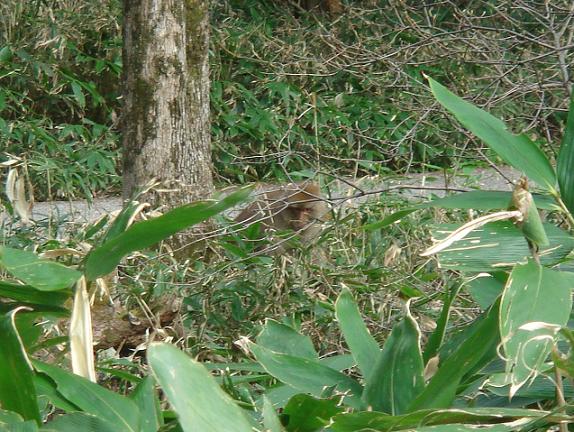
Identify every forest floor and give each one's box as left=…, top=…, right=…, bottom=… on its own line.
left=6, top=166, right=523, bottom=226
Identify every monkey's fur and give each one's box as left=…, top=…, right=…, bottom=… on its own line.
left=234, top=181, right=330, bottom=249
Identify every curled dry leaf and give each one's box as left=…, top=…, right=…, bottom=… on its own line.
left=383, top=242, right=401, bottom=266
left=5, top=167, right=34, bottom=225
left=69, top=276, right=96, bottom=382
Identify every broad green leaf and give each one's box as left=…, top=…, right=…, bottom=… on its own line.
left=257, top=320, right=318, bottom=359
left=0, top=247, right=81, bottom=291
left=260, top=355, right=356, bottom=410
left=2, top=421, right=37, bottom=431
left=33, top=375, right=79, bottom=412
left=429, top=78, right=556, bottom=190
left=423, top=190, right=557, bottom=211
left=264, top=384, right=301, bottom=409
left=84, top=187, right=251, bottom=280
left=0, top=281, right=69, bottom=305
left=557, top=91, right=574, bottom=214
left=434, top=222, right=574, bottom=272
left=250, top=343, right=363, bottom=408
left=363, top=303, right=424, bottom=414
left=467, top=274, right=504, bottom=310
left=487, top=373, right=574, bottom=399
left=43, top=413, right=116, bottom=432
left=34, top=361, right=140, bottom=432
left=129, top=376, right=162, bottom=432
left=409, top=424, right=524, bottom=431
left=0, top=309, right=41, bottom=424
left=409, top=300, right=500, bottom=411
left=282, top=394, right=343, bottom=432
left=335, top=288, right=380, bottom=380
left=0, top=409, right=25, bottom=424
left=262, top=396, right=284, bottom=432
left=148, top=343, right=252, bottom=432
left=331, top=407, right=553, bottom=432
left=423, top=283, right=462, bottom=363
left=320, top=354, right=356, bottom=371
left=500, top=261, right=573, bottom=396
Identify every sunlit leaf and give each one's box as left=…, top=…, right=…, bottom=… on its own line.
left=500, top=261, right=573, bottom=396
left=0, top=247, right=81, bottom=291
left=331, top=407, right=555, bottom=432
left=45, top=412, right=117, bottom=432
left=363, top=301, right=424, bottom=414
left=250, top=343, right=363, bottom=408
left=148, top=343, right=252, bottom=432
left=433, top=222, right=574, bottom=272
left=34, top=361, right=140, bottom=432
left=257, top=319, right=318, bottom=359
left=335, top=288, right=380, bottom=380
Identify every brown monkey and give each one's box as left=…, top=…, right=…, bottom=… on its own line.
left=234, top=181, right=330, bottom=249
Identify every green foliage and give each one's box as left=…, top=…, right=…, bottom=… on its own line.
left=0, top=0, right=122, bottom=199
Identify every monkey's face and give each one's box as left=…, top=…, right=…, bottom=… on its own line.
left=289, top=206, right=312, bottom=230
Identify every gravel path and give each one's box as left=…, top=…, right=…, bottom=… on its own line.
left=3, top=166, right=524, bottom=226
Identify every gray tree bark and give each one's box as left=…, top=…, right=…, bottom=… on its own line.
left=122, top=0, right=213, bottom=210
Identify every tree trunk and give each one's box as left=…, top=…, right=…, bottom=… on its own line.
left=122, top=0, right=213, bottom=212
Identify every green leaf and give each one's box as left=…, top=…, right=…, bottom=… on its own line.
left=0, top=247, right=81, bottom=291
left=467, top=274, right=504, bottom=310
left=557, top=91, right=574, bottom=214
left=147, top=343, right=252, bottom=432
left=423, top=190, right=557, bottom=211
left=100, top=201, right=142, bottom=244
left=34, top=362, right=140, bottom=432
left=331, top=407, right=552, bottom=432
left=363, top=304, right=424, bottom=414
left=250, top=343, right=363, bottom=408
left=0, top=309, right=41, bottom=425
left=433, top=222, right=574, bottom=272
left=282, top=394, right=343, bottom=432
left=129, top=376, right=162, bottom=432
left=335, top=288, right=380, bottom=380
left=44, top=412, right=117, bottom=432
left=33, top=375, right=79, bottom=412
left=500, top=261, right=573, bottom=395
left=71, top=82, right=85, bottom=108
left=409, top=300, right=500, bottom=411
left=262, top=396, right=284, bottom=432
left=0, top=46, right=13, bottom=63
left=257, top=320, right=318, bottom=359
left=428, top=78, right=556, bottom=191
left=423, top=283, right=462, bottom=363
left=0, top=281, right=69, bottom=306
left=363, top=209, right=416, bottom=231
left=84, top=187, right=251, bottom=280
